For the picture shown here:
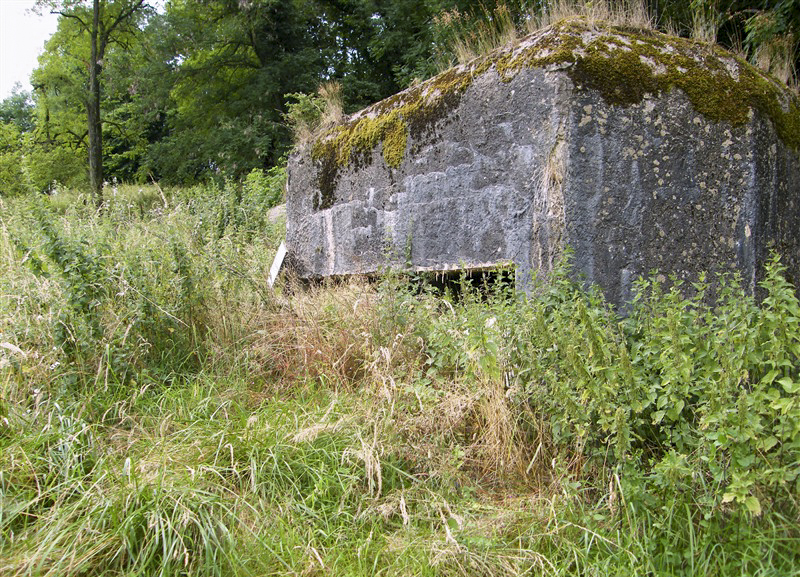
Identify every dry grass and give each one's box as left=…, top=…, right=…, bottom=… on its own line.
left=532, top=137, right=567, bottom=273
left=435, top=0, right=654, bottom=70
left=317, top=81, right=344, bottom=128
left=529, top=0, right=653, bottom=34
left=238, top=277, right=546, bottom=490
left=691, top=0, right=721, bottom=44
left=247, top=279, right=377, bottom=389
left=438, top=2, right=520, bottom=66
left=369, top=362, right=540, bottom=488
left=460, top=377, right=531, bottom=482
left=287, top=81, right=345, bottom=147
left=754, top=33, right=798, bottom=87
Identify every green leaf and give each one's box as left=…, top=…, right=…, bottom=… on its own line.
left=758, top=436, right=779, bottom=451
left=744, top=496, right=762, bottom=516
left=666, top=399, right=685, bottom=420
left=652, top=410, right=666, bottom=424
left=778, top=377, right=799, bottom=394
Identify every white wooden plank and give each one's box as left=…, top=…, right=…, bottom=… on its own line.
left=268, top=240, right=287, bottom=288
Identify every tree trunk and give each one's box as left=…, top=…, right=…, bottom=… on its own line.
left=88, top=0, right=103, bottom=208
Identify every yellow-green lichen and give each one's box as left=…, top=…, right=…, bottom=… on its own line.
left=310, top=19, right=800, bottom=210
left=310, top=59, right=490, bottom=209
left=381, top=116, right=408, bottom=168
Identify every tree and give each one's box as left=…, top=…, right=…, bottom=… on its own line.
left=149, top=0, right=322, bottom=181
left=31, top=14, right=98, bottom=191
left=0, top=84, right=35, bottom=133
left=153, top=0, right=461, bottom=182
left=35, top=0, right=149, bottom=206
left=0, top=86, right=35, bottom=196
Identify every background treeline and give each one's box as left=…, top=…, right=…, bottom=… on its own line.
left=1, top=0, right=799, bottom=195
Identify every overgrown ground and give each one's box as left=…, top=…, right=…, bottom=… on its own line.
left=1, top=183, right=799, bottom=576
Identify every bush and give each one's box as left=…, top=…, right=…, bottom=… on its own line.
left=24, top=140, right=88, bottom=192
left=514, top=256, right=800, bottom=516
left=366, top=255, right=800, bottom=520
left=0, top=122, right=28, bottom=196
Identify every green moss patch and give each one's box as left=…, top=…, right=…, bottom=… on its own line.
left=495, top=20, right=800, bottom=144
left=310, top=61, right=489, bottom=209
left=310, top=19, right=800, bottom=210
left=569, top=33, right=800, bottom=143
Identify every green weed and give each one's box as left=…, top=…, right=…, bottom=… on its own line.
left=1, top=181, right=798, bottom=576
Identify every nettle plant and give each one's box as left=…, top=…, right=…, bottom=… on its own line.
left=511, top=255, right=800, bottom=516
left=23, top=202, right=109, bottom=375
left=10, top=197, right=211, bottom=387
left=389, top=254, right=800, bottom=517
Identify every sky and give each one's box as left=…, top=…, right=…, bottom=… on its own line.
left=0, top=0, right=59, bottom=100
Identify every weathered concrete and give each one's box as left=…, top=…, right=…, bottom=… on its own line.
left=286, top=20, right=800, bottom=305
left=267, top=203, right=286, bottom=224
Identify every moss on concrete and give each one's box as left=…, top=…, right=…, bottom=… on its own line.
left=494, top=20, right=800, bottom=144
left=566, top=30, right=800, bottom=145
left=310, top=18, right=800, bottom=210
left=381, top=116, right=408, bottom=168
left=310, top=60, right=490, bottom=209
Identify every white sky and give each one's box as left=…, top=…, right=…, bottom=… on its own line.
left=1, top=0, right=165, bottom=101
left=0, top=0, right=59, bottom=100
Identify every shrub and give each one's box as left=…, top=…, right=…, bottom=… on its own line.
left=0, top=122, right=29, bottom=197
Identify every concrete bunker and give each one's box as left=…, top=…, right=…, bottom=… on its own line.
left=286, top=20, right=800, bottom=306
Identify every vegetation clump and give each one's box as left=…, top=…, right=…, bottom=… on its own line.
left=2, top=184, right=799, bottom=575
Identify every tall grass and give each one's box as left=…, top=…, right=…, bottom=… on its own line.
left=433, top=2, right=520, bottom=67
left=429, top=0, right=794, bottom=95
left=432, top=0, right=655, bottom=69
left=531, top=0, right=653, bottom=33
left=1, top=182, right=799, bottom=575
